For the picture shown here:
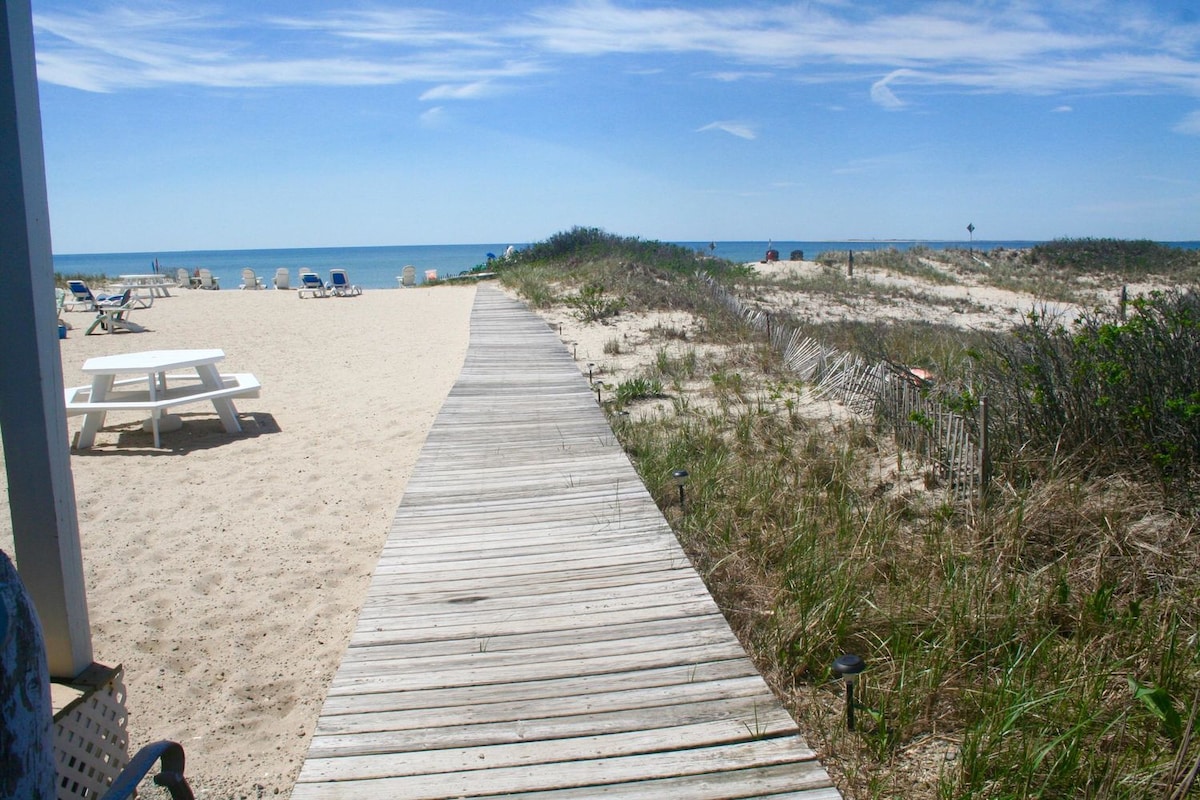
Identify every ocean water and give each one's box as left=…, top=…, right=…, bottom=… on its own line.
left=53, top=240, right=1200, bottom=291
left=52, top=244, right=511, bottom=292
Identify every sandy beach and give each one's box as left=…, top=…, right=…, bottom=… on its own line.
left=0, top=283, right=477, bottom=798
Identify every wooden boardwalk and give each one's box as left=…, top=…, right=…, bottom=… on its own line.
left=291, top=286, right=841, bottom=799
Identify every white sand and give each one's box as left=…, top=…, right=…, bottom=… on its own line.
left=0, top=284, right=477, bottom=798
left=748, top=258, right=1098, bottom=330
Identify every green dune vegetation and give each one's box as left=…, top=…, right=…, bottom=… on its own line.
left=494, top=228, right=1200, bottom=799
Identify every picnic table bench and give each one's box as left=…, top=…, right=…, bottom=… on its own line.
left=64, top=349, right=260, bottom=448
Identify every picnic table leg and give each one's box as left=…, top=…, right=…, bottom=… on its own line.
left=143, top=371, right=183, bottom=446
left=147, top=371, right=161, bottom=448
left=194, top=364, right=242, bottom=433
left=76, top=375, right=115, bottom=449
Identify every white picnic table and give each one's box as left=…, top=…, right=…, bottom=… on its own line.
left=116, top=274, right=174, bottom=296
left=111, top=274, right=174, bottom=307
left=64, top=349, right=260, bottom=449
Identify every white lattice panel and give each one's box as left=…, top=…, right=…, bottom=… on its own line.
left=54, top=667, right=130, bottom=799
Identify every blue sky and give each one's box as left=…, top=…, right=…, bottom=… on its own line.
left=29, top=0, right=1200, bottom=253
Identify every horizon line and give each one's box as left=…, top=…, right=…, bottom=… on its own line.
left=52, top=236, right=1200, bottom=258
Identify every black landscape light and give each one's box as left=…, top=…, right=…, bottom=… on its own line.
left=833, top=653, right=866, bottom=731
left=672, top=469, right=689, bottom=511
left=587, top=362, right=595, bottom=382
left=593, top=380, right=603, bottom=403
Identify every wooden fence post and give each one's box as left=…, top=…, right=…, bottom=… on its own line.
left=979, top=395, right=991, bottom=504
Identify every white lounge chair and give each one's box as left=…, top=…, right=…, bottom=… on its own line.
left=273, top=268, right=290, bottom=290
left=175, top=268, right=193, bottom=289
left=399, top=265, right=416, bottom=288
left=297, top=271, right=328, bottom=298
left=198, top=269, right=220, bottom=290
left=329, top=269, right=362, bottom=296
left=240, top=268, right=264, bottom=289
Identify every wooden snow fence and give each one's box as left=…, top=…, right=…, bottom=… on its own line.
left=702, top=274, right=987, bottom=500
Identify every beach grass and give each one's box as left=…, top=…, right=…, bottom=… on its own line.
left=497, top=232, right=1200, bottom=799
left=54, top=271, right=112, bottom=288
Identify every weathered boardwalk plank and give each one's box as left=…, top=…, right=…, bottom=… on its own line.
left=292, top=286, right=840, bottom=799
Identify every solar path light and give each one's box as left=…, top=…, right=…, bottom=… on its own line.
left=672, top=469, right=689, bottom=512
left=833, top=653, right=865, bottom=731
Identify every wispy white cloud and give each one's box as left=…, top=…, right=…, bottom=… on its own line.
left=420, top=81, right=498, bottom=101
left=31, top=3, right=541, bottom=92
left=272, top=9, right=493, bottom=49
left=33, top=5, right=238, bottom=91
left=29, top=0, right=1200, bottom=111
left=697, top=120, right=757, bottom=140
left=1140, top=173, right=1198, bottom=186
left=704, top=71, right=773, bottom=83
left=870, top=69, right=914, bottom=109
left=1172, top=110, right=1200, bottom=135
left=1052, top=105, right=1074, bottom=112
left=419, top=105, right=447, bottom=127
left=831, top=151, right=918, bottom=175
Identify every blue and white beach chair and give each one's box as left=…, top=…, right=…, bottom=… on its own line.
left=297, top=271, right=329, bottom=298
left=329, top=269, right=362, bottom=296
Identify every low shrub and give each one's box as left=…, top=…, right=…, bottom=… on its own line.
left=978, top=288, right=1200, bottom=496
left=564, top=283, right=625, bottom=322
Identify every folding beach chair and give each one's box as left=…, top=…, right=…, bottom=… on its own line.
left=84, top=290, right=141, bottom=335
left=240, top=268, right=264, bottom=289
